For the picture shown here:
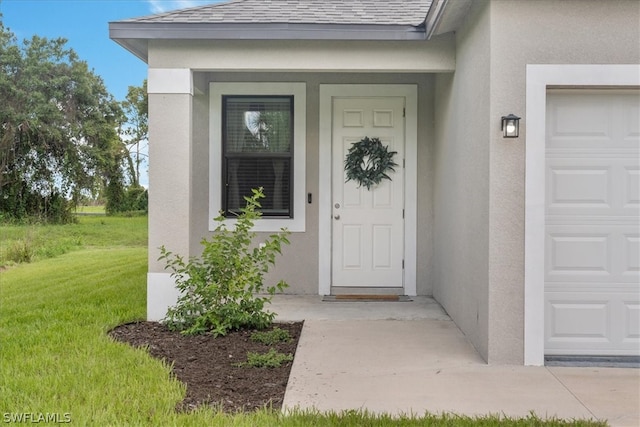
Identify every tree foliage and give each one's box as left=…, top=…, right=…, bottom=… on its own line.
left=104, top=80, right=149, bottom=215
left=0, top=22, right=125, bottom=222
left=121, top=80, right=148, bottom=188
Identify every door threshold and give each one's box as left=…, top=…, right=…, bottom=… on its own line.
left=323, top=295, right=413, bottom=302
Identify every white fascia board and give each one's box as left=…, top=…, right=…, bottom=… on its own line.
left=424, top=0, right=473, bottom=39
left=424, top=0, right=447, bottom=39
left=109, top=22, right=427, bottom=42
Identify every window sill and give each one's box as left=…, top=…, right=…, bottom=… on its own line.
left=211, top=216, right=304, bottom=233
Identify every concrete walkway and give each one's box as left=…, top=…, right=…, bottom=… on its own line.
left=270, top=296, right=640, bottom=427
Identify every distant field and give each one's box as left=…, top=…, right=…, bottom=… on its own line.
left=0, top=215, right=147, bottom=267
left=74, top=205, right=106, bottom=214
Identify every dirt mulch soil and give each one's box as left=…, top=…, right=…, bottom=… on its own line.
left=109, top=321, right=303, bottom=413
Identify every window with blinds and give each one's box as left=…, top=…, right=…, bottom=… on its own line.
left=222, top=96, right=294, bottom=217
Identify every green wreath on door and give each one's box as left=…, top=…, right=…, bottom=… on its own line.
left=344, top=137, right=398, bottom=190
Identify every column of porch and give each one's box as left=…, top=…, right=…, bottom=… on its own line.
left=146, top=68, right=193, bottom=321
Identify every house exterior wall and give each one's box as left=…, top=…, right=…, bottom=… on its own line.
left=200, top=72, right=435, bottom=296
left=433, top=0, right=492, bottom=362
left=488, top=0, right=639, bottom=365
left=146, top=64, right=438, bottom=307
left=143, top=0, right=639, bottom=361
left=434, top=0, right=640, bottom=364
left=145, top=37, right=453, bottom=304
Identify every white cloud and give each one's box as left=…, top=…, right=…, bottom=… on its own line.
left=147, top=0, right=215, bottom=14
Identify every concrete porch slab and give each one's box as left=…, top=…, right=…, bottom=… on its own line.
left=271, top=296, right=640, bottom=426
left=271, top=295, right=451, bottom=322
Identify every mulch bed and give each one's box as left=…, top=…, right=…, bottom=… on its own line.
left=108, top=321, right=303, bottom=413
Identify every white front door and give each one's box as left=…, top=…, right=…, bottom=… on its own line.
left=331, top=97, right=405, bottom=289
left=544, top=89, right=640, bottom=356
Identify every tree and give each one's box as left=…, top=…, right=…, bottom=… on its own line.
left=104, top=80, right=149, bottom=215
left=120, top=80, right=148, bottom=188
left=0, top=22, right=125, bottom=222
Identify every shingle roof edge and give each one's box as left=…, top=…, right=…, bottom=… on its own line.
left=118, top=0, right=430, bottom=27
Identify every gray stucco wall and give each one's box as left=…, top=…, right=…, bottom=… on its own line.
left=152, top=70, right=436, bottom=296
left=488, top=0, right=639, bottom=364
left=148, top=93, right=193, bottom=271
left=434, top=0, right=640, bottom=364
left=433, top=0, right=491, bottom=362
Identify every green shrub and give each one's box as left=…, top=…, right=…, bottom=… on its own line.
left=250, top=327, right=292, bottom=345
left=160, top=188, right=290, bottom=336
left=0, top=188, right=74, bottom=224
left=235, top=349, right=294, bottom=368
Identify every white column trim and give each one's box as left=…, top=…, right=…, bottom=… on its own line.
left=524, top=64, right=640, bottom=366
left=147, top=68, right=193, bottom=95
left=318, top=84, right=418, bottom=296
left=147, top=273, right=180, bottom=321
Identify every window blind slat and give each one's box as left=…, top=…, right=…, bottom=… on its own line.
left=223, top=95, right=294, bottom=217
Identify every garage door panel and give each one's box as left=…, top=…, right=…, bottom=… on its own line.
left=546, top=233, right=610, bottom=277
left=546, top=226, right=638, bottom=282
left=545, top=292, right=640, bottom=355
left=625, top=302, right=640, bottom=341
left=547, top=98, right=613, bottom=146
left=620, top=97, right=640, bottom=142
left=624, top=166, right=640, bottom=207
left=547, top=90, right=640, bottom=149
left=547, top=299, right=610, bottom=340
left=547, top=165, right=610, bottom=208
left=624, top=235, right=640, bottom=276
left=545, top=89, right=640, bottom=356
left=546, top=158, right=639, bottom=216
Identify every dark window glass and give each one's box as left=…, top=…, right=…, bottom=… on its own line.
left=222, top=96, right=293, bottom=217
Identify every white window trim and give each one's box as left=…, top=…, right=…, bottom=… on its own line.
left=209, top=82, right=306, bottom=232
left=524, top=64, right=640, bottom=366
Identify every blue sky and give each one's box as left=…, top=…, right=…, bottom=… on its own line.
left=1, top=0, right=221, bottom=188
left=0, top=0, right=216, bottom=102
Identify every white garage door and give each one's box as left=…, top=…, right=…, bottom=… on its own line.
left=545, top=89, right=640, bottom=356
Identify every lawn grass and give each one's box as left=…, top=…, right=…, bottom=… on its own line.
left=0, top=215, right=147, bottom=267
left=0, top=218, right=606, bottom=426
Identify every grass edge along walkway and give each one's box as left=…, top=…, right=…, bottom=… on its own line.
left=0, top=247, right=606, bottom=426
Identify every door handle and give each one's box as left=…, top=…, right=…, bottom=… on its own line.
left=334, top=214, right=341, bottom=220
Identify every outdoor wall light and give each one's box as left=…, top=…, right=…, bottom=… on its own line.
left=501, top=114, right=521, bottom=138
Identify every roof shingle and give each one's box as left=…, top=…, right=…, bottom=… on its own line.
left=123, top=0, right=431, bottom=27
